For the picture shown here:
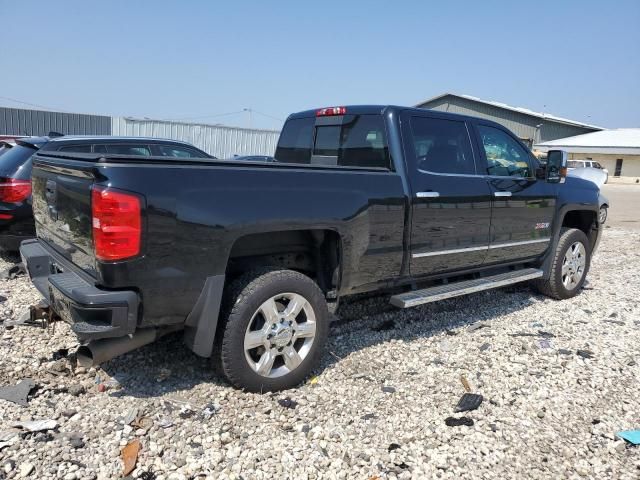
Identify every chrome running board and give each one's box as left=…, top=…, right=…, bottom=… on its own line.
left=390, top=268, right=543, bottom=308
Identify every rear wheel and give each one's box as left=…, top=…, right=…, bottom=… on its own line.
left=534, top=227, right=591, bottom=299
left=218, top=269, right=329, bottom=392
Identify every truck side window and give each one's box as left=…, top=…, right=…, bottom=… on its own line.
left=478, top=125, right=532, bottom=178
left=410, top=117, right=476, bottom=175
left=275, top=117, right=314, bottom=164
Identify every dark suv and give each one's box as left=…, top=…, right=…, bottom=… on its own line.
left=0, top=136, right=212, bottom=251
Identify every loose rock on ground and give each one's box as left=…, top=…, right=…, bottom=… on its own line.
left=0, top=228, right=639, bottom=479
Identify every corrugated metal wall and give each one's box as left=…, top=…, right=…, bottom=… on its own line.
left=418, top=95, right=596, bottom=144
left=0, top=107, right=111, bottom=136
left=111, top=117, right=280, bottom=158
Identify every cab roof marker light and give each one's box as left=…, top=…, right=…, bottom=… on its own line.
left=316, top=107, right=346, bottom=117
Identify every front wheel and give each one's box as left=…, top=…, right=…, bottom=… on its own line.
left=534, top=227, right=591, bottom=299
left=218, top=269, right=329, bottom=392
left=599, top=206, right=608, bottom=224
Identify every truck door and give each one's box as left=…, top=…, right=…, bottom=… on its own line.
left=400, top=111, right=492, bottom=276
left=473, top=122, right=556, bottom=264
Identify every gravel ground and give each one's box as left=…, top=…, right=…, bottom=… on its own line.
left=1, top=227, right=639, bottom=480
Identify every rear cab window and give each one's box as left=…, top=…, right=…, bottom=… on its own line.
left=275, top=114, right=391, bottom=169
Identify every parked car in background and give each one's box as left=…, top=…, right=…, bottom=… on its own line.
left=0, top=142, right=14, bottom=157
left=0, top=136, right=24, bottom=157
left=232, top=155, right=277, bottom=162
left=598, top=193, right=609, bottom=224
left=567, top=159, right=609, bottom=183
left=20, top=105, right=603, bottom=392
left=0, top=136, right=212, bottom=251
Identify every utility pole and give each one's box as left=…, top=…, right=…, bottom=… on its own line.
left=244, top=108, right=252, bottom=129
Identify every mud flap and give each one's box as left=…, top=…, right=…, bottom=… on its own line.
left=183, top=275, right=225, bottom=357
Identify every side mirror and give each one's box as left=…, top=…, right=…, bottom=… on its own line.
left=546, top=150, right=568, bottom=183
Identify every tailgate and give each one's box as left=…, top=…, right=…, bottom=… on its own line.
left=31, top=153, right=96, bottom=275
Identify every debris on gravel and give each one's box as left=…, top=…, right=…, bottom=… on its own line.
left=0, top=379, right=35, bottom=406
left=277, top=397, right=297, bottom=409
left=445, top=416, right=475, bottom=427
left=1, top=228, right=639, bottom=479
left=454, top=393, right=484, bottom=413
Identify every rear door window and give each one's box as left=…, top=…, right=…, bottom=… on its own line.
left=409, top=116, right=476, bottom=175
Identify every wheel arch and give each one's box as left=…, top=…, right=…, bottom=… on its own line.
left=183, top=228, right=343, bottom=358
left=225, top=228, right=344, bottom=295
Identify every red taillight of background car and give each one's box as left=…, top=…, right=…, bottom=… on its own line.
left=91, top=186, right=142, bottom=261
left=0, top=178, right=32, bottom=203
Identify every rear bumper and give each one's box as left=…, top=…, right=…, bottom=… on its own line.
left=19, top=239, right=139, bottom=341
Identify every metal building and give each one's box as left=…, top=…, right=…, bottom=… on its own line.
left=0, top=107, right=281, bottom=158
left=416, top=93, right=602, bottom=146
left=111, top=117, right=280, bottom=159
left=0, top=106, right=111, bottom=136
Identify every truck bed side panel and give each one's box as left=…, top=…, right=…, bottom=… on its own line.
left=31, top=158, right=407, bottom=327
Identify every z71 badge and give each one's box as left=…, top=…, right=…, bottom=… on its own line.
left=535, top=222, right=550, bottom=230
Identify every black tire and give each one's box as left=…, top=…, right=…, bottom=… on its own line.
left=218, top=269, right=329, bottom=392
left=534, top=227, right=591, bottom=300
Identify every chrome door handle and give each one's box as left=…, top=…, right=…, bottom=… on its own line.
left=416, top=191, right=440, bottom=198
left=494, top=191, right=512, bottom=197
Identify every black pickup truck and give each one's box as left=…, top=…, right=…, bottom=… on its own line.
left=20, top=105, right=602, bottom=391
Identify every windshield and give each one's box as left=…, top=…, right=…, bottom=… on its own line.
left=0, top=144, right=38, bottom=179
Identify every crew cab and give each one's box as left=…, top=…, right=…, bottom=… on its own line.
left=20, top=106, right=602, bottom=392
left=0, top=136, right=212, bottom=251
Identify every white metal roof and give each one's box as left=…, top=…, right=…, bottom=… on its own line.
left=416, top=93, right=603, bottom=130
left=534, top=128, right=640, bottom=155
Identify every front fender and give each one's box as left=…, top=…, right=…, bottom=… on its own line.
left=540, top=177, right=600, bottom=279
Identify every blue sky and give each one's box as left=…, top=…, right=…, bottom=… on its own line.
left=1, top=0, right=638, bottom=130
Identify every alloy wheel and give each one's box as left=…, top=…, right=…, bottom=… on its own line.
left=561, top=241, right=586, bottom=290
left=243, top=293, right=317, bottom=378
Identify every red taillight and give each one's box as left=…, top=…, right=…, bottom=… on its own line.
left=91, top=186, right=142, bottom=261
left=0, top=178, right=32, bottom=203
left=0, top=213, right=13, bottom=220
left=316, top=106, right=346, bottom=117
